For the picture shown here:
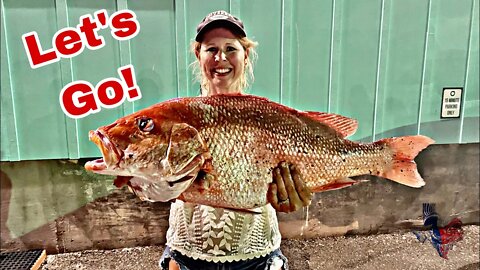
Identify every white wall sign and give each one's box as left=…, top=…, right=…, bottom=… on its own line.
left=441, top=88, right=463, bottom=118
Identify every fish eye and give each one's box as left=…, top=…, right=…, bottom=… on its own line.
left=137, top=118, right=154, bottom=132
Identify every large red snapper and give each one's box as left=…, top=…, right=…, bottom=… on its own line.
left=85, top=94, right=434, bottom=210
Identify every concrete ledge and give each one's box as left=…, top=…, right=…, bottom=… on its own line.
left=1, top=143, right=478, bottom=254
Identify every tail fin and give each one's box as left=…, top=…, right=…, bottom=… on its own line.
left=376, top=135, right=435, bottom=187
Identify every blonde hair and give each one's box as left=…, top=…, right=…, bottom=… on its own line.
left=190, top=36, right=258, bottom=96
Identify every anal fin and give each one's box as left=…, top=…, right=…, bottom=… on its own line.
left=312, top=177, right=368, bottom=192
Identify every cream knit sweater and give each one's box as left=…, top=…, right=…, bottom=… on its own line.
left=166, top=200, right=281, bottom=263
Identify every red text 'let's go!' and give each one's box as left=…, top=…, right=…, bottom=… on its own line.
left=22, top=9, right=139, bottom=69
left=21, top=9, right=143, bottom=119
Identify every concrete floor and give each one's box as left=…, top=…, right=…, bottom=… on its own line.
left=40, top=225, right=479, bottom=270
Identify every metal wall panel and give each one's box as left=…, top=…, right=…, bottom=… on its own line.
left=237, top=0, right=283, bottom=101
left=1, top=0, right=478, bottom=161
left=418, top=0, right=476, bottom=143
left=288, top=0, right=333, bottom=112
left=1, top=3, right=17, bottom=161
left=128, top=0, right=177, bottom=108
left=374, top=0, right=430, bottom=141
left=2, top=0, right=69, bottom=160
left=462, top=0, right=480, bottom=143
left=330, top=0, right=383, bottom=141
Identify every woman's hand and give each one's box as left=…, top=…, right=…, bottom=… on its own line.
left=267, top=161, right=313, bottom=212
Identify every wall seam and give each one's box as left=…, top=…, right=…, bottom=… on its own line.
left=1, top=1, right=20, bottom=161
left=55, top=0, right=80, bottom=159
left=117, top=0, right=134, bottom=114
left=280, top=0, right=285, bottom=104
left=327, top=0, right=336, bottom=113
left=459, top=0, right=477, bottom=143
left=417, top=0, right=433, bottom=135
left=372, top=0, right=386, bottom=142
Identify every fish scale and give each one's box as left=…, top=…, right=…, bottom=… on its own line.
left=85, top=94, right=434, bottom=210
left=194, top=124, right=268, bottom=208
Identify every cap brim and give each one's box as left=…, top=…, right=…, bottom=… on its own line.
left=195, top=20, right=246, bottom=42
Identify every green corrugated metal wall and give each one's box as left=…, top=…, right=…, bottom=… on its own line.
left=1, top=0, right=479, bottom=161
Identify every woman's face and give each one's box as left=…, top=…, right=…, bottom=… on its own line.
left=197, top=27, right=247, bottom=94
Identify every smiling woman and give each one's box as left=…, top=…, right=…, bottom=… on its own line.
left=190, top=25, right=258, bottom=96
left=197, top=28, right=247, bottom=94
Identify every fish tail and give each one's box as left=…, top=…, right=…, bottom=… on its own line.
left=376, top=135, right=435, bottom=187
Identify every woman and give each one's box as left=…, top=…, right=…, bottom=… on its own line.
left=160, top=10, right=312, bottom=270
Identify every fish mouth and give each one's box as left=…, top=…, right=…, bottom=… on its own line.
left=85, top=130, right=123, bottom=171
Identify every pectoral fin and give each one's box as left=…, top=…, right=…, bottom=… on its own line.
left=114, top=175, right=133, bottom=188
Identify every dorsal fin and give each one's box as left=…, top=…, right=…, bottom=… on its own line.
left=303, top=111, right=358, bottom=138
